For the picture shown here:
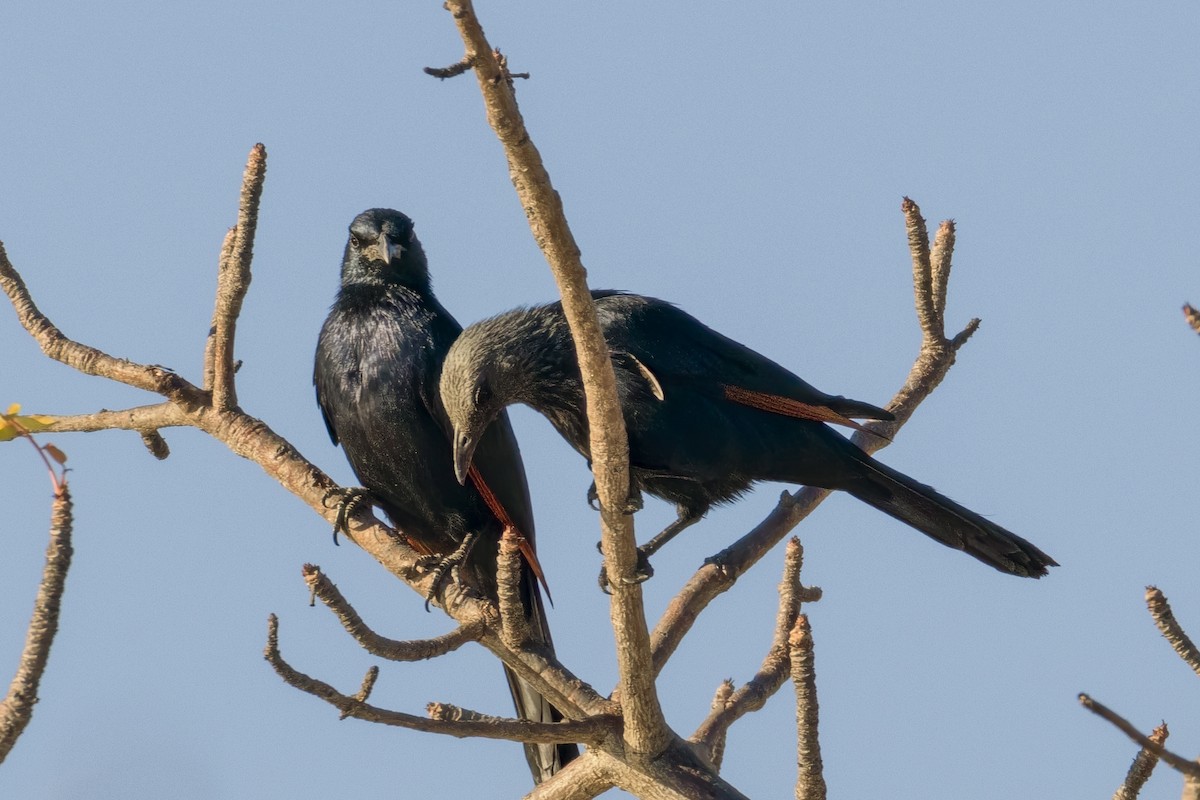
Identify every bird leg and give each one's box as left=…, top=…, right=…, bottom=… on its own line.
left=322, top=486, right=376, bottom=545
left=597, top=504, right=707, bottom=594
left=416, top=531, right=479, bottom=611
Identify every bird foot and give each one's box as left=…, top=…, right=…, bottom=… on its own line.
left=416, top=532, right=478, bottom=611
left=586, top=483, right=644, bottom=515
left=322, top=486, right=375, bottom=545
left=596, top=543, right=655, bottom=594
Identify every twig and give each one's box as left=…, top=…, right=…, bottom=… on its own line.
left=704, top=680, right=735, bottom=771
left=497, top=529, right=533, bottom=649
left=524, top=754, right=612, bottom=800
left=1113, top=722, right=1168, bottom=800
left=790, top=615, right=825, bottom=800
left=0, top=241, right=202, bottom=404
left=265, top=615, right=610, bottom=745
left=690, top=541, right=818, bottom=756
left=1145, top=586, right=1200, bottom=678
left=209, top=144, right=267, bottom=410
left=0, top=487, right=73, bottom=763
left=651, top=198, right=974, bottom=673
left=441, top=0, right=665, bottom=756
left=203, top=228, right=237, bottom=391
left=302, top=564, right=484, bottom=660
left=1079, top=694, right=1200, bottom=778
left=928, top=220, right=955, bottom=334
left=424, top=58, right=473, bottom=79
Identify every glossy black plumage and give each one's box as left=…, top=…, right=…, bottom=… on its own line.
left=313, top=209, right=577, bottom=782
left=440, top=290, right=1057, bottom=579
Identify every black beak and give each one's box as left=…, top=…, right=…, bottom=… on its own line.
left=453, top=428, right=476, bottom=485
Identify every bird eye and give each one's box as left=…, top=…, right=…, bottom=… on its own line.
left=473, top=384, right=492, bottom=408
left=349, top=235, right=361, bottom=249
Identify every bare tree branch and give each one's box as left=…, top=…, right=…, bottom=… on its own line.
left=525, top=754, right=612, bottom=800
left=203, top=227, right=237, bottom=391
left=1079, top=694, right=1200, bottom=779
left=0, top=241, right=203, bottom=404
left=440, top=0, right=666, bottom=757
left=702, top=680, right=735, bottom=771
left=0, top=486, right=73, bottom=763
left=1112, top=721, right=1168, bottom=800
left=691, top=540, right=818, bottom=758
left=302, top=564, right=484, bottom=660
left=498, top=529, right=533, bottom=649
left=209, top=143, right=266, bottom=411
left=790, top=615, right=825, bottom=800
left=651, top=198, right=977, bottom=674
left=1145, top=586, right=1200, bottom=678
left=264, top=615, right=610, bottom=745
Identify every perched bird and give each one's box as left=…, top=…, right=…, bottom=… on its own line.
left=439, top=291, right=1057, bottom=586
left=313, top=209, right=578, bottom=783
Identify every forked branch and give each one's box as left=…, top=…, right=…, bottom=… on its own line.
left=650, top=198, right=980, bottom=674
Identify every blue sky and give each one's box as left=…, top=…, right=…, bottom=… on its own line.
left=2, top=2, right=1199, bottom=798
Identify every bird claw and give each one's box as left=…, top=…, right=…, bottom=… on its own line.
left=586, top=483, right=644, bottom=515
left=416, top=532, right=478, bottom=611
left=323, top=487, right=374, bottom=545
left=597, top=546, right=655, bottom=594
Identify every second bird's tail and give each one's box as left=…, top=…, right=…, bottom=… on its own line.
left=843, top=452, right=1057, bottom=578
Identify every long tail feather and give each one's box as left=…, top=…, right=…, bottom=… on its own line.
left=844, top=454, right=1058, bottom=578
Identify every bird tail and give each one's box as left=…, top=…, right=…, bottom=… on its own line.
left=842, top=451, right=1058, bottom=578
left=502, top=567, right=580, bottom=784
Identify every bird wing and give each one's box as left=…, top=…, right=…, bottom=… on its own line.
left=601, top=294, right=894, bottom=429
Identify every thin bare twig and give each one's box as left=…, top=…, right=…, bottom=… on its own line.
left=691, top=541, right=819, bottom=757
left=1079, top=694, right=1200, bottom=779
left=0, top=242, right=202, bottom=404
left=498, top=529, right=532, bottom=649
left=928, top=220, right=955, bottom=334
left=704, top=680, right=735, bottom=771
left=264, top=615, right=609, bottom=745
left=302, top=564, right=484, bottom=660
left=203, top=228, right=237, bottom=391
left=1145, top=586, right=1200, bottom=678
left=0, top=487, right=73, bottom=763
left=1112, top=722, right=1168, bottom=800
left=441, top=0, right=666, bottom=756
left=651, top=198, right=976, bottom=674
left=210, top=143, right=266, bottom=410
left=790, top=615, right=825, bottom=800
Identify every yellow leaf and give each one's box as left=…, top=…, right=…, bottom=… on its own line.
left=0, top=414, right=55, bottom=442
left=4, top=403, right=19, bottom=416
left=44, top=444, right=67, bottom=465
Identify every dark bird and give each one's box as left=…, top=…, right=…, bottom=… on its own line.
left=439, top=291, right=1057, bottom=586
left=313, top=209, right=578, bottom=783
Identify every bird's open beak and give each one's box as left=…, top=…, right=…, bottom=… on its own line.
left=453, top=428, right=477, bottom=486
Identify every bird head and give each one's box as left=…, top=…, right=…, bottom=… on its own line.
left=441, top=334, right=507, bottom=486
left=340, top=208, right=430, bottom=290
